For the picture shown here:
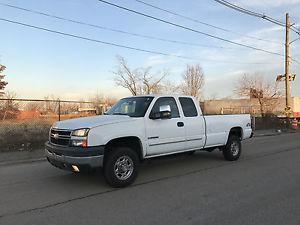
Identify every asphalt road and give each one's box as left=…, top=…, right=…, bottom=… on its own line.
left=0, top=133, right=300, bottom=225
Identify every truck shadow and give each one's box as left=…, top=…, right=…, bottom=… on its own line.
left=53, top=150, right=226, bottom=188
left=142, top=150, right=224, bottom=166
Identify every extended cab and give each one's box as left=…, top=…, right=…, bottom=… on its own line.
left=45, top=95, right=252, bottom=187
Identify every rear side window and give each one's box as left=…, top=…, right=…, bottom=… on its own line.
left=179, top=97, right=198, bottom=117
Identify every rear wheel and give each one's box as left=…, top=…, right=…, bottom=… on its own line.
left=103, top=147, right=139, bottom=188
left=222, top=135, right=241, bottom=161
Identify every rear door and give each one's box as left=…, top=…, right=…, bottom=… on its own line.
left=145, top=97, right=186, bottom=156
left=179, top=97, right=205, bottom=150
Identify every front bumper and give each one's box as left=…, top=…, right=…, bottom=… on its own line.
left=45, top=142, right=105, bottom=171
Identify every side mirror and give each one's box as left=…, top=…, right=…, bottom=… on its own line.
left=150, top=105, right=172, bottom=119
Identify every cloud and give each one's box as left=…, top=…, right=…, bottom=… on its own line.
left=143, top=55, right=174, bottom=67
left=185, top=22, right=300, bottom=98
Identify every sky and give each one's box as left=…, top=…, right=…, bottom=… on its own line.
left=0, top=0, right=300, bottom=100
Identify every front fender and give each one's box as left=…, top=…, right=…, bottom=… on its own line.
left=87, top=118, right=147, bottom=156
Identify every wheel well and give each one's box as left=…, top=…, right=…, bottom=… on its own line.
left=229, top=127, right=243, bottom=140
left=105, top=136, right=143, bottom=161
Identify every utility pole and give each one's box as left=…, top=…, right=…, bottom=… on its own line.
left=277, top=13, right=297, bottom=122
left=284, top=13, right=292, bottom=118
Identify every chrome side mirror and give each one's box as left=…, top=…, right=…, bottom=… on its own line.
left=150, top=105, right=172, bottom=119
left=159, top=105, right=171, bottom=113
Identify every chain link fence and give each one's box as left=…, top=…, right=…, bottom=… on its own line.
left=218, top=106, right=292, bottom=130
left=0, top=98, right=107, bottom=152
left=201, top=103, right=290, bottom=131
left=1, top=98, right=297, bottom=152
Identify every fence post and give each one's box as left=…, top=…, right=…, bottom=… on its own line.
left=58, top=99, right=61, bottom=121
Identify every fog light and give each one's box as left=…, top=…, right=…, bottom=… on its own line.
left=71, top=139, right=88, bottom=147
left=72, top=165, right=80, bottom=172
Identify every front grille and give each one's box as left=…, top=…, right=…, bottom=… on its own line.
left=50, top=128, right=72, bottom=146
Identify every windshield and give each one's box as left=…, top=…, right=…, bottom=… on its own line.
left=106, top=97, right=154, bottom=117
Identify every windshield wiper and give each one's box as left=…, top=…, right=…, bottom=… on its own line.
left=112, top=112, right=129, bottom=116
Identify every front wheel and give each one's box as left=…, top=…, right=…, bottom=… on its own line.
left=103, top=147, right=139, bottom=188
left=222, top=135, right=241, bottom=161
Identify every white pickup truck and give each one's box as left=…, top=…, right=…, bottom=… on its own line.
left=46, top=95, right=253, bottom=187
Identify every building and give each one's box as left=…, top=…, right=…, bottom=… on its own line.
left=203, top=97, right=300, bottom=117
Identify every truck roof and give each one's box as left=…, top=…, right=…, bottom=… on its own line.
left=122, top=94, right=196, bottom=99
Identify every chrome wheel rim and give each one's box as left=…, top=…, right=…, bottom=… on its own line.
left=114, top=156, right=134, bottom=180
left=230, top=141, right=240, bottom=156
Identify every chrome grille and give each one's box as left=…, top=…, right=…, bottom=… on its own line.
left=50, top=128, right=71, bottom=146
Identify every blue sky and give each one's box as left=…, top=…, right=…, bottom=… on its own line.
left=0, top=0, right=300, bottom=100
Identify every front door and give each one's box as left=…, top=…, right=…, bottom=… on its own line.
left=146, top=97, right=186, bottom=156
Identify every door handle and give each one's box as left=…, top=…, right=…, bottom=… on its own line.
left=177, top=122, right=184, bottom=127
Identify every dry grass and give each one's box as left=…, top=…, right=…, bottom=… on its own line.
left=0, top=119, right=53, bottom=152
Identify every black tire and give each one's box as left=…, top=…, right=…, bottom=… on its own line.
left=103, top=147, right=139, bottom=188
left=222, top=135, right=241, bottom=161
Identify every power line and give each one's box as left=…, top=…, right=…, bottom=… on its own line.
left=214, top=0, right=300, bottom=36
left=213, top=0, right=300, bottom=66
left=0, top=18, right=191, bottom=60
left=136, top=0, right=229, bottom=31
left=214, top=0, right=284, bottom=25
left=97, top=0, right=284, bottom=58
left=0, top=17, right=275, bottom=65
left=0, top=2, right=238, bottom=50
left=134, top=0, right=282, bottom=45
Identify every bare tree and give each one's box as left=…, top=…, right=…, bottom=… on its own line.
left=141, top=68, right=168, bottom=94
left=0, top=91, right=19, bottom=120
left=181, top=64, right=205, bottom=100
left=235, top=73, right=281, bottom=117
left=114, top=56, right=140, bottom=95
left=159, top=80, right=181, bottom=94
left=90, top=93, right=105, bottom=115
left=103, top=96, right=117, bottom=107
left=25, top=102, right=44, bottom=111
left=60, top=103, right=78, bottom=115
left=90, top=93, right=117, bottom=114
left=113, top=56, right=167, bottom=95
left=44, top=95, right=60, bottom=114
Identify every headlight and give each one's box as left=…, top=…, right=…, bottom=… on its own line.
left=71, top=128, right=90, bottom=137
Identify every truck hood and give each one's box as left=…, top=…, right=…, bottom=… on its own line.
left=52, top=115, right=135, bottom=130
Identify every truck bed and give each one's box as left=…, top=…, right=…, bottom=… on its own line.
left=204, top=114, right=252, bottom=148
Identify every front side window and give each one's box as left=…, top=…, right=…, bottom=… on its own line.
left=150, top=97, right=180, bottom=118
left=106, top=97, right=154, bottom=117
left=179, top=97, right=198, bottom=117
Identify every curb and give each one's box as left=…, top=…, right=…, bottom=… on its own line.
left=254, top=129, right=300, bottom=138
left=254, top=132, right=281, bottom=137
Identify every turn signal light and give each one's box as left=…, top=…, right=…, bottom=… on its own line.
left=72, top=165, right=80, bottom=172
